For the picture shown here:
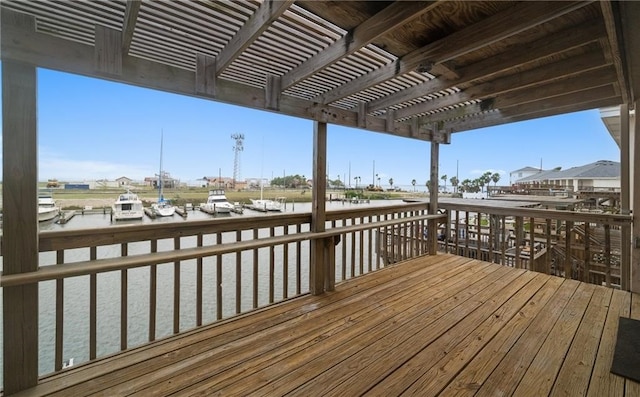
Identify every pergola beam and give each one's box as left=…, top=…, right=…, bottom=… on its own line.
left=367, top=20, right=605, bottom=112
left=215, top=0, right=294, bottom=75
left=281, top=1, right=439, bottom=90
left=319, top=1, right=591, bottom=105
left=443, top=87, right=620, bottom=133
left=600, top=1, right=630, bottom=104
left=396, top=51, right=609, bottom=121
left=121, top=0, right=141, bottom=55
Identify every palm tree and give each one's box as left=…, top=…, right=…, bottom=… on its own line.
left=411, top=179, right=416, bottom=192
left=441, top=174, right=447, bottom=192
left=491, top=172, right=500, bottom=186
left=388, top=177, right=394, bottom=190
left=450, top=176, right=459, bottom=193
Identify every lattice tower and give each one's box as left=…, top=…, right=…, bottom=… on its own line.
left=231, top=133, right=244, bottom=187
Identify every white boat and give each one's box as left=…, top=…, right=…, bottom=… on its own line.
left=249, top=197, right=284, bottom=212
left=201, top=189, right=234, bottom=214
left=151, top=131, right=175, bottom=217
left=38, top=192, right=60, bottom=222
left=152, top=198, right=175, bottom=217
left=112, top=189, right=144, bottom=220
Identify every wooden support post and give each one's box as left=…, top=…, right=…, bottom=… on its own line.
left=620, top=103, right=631, bottom=290
left=311, top=121, right=329, bottom=294
left=429, top=139, right=439, bottom=255
left=2, top=61, right=40, bottom=394
left=265, top=74, right=281, bottom=111
left=94, top=25, right=122, bottom=76
left=632, top=101, right=640, bottom=293
left=195, top=54, right=217, bottom=97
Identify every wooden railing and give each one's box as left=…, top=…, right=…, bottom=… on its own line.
left=438, top=202, right=632, bottom=289
left=0, top=203, right=444, bottom=379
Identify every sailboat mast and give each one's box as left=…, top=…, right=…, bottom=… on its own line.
left=159, top=130, right=164, bottom=201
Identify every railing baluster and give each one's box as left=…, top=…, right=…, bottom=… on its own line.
left=584, top=223, right=591, bottom=283
left=216, top=232, right=222, bottom=320
left=446, top=210, right=452, bottom=255
left=236, top=230, right=242, bottom=314
left=390, top=214, right=396, bottom=263
left=564, top=221, right=573, bottom=279
left=476, top=213, right=482, bottom=261
left=464, top=212, right=470, bottom=258
left=121, top=243, right=128, bottom=350
left=604, top=223, right=611, bottom=287
left=529, top=216, right=535, bottom=271
left=515, top=216, right=523, bottom=269
left=545, top=219, right=552, bottom=275
left=367, top=216, right=373, bottom=272
left=89, top=246, right=97, bottom=359
left=195, top=234, right=203, bottom=327
left=283, top=224, right=290, bottom=299
left=409, top=213, right=415, bottom=258
left=295, top=225, right=301, bottom=295
left=149, top=239, right=157, bottom=341
left=501, top=215, right=507, bottom=266
left=253, top=228, right=259, bottom=308
left=173, top=237, right=180, bottom=334
left=454, top=211, right=460, bottom=256
left=269, top=226, right=275, bottom=304
left=55, top=249, right=64, bottom=371
left=488, top=213, right=494, bottom=263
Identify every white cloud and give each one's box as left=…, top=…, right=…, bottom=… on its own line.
left=470, top=168, right=507, bottom=177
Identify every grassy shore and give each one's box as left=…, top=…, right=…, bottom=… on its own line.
left=35, top=187, right=422, bottom=209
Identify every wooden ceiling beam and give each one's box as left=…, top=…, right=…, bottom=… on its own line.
left=395, top=51, right=610, bottom=120
left=600, top=1, right=630, bottom=104
left=281, top=1, right=440, bottom=90
left=121, top=0, right=141, bottom=55
left=319, top=1, right=591, bottom=105
left=444, top=86, right=620, bottom=133
left=368, top=19, right=605, bottom=112
left=215, top=0, right=294, bottom=75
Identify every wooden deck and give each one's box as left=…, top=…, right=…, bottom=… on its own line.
left=15, top=254, right=640, bottom=396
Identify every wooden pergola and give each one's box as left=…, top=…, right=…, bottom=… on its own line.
left=2, top=1, right=640, bottom=394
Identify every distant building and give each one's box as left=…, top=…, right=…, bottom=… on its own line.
left=514, top=160, right=620, bottom=192
left=115, top=176, right=133, bottom=187
left=509, top=166, right=543, bottom=185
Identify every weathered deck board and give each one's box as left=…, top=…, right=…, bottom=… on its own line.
left=11, top=254, right=639, bottom=397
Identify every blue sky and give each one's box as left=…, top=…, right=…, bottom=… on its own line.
left=1, top=66, right=621, bottom=189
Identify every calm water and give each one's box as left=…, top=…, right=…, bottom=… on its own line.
left=0, top=199, right=406, bottom=382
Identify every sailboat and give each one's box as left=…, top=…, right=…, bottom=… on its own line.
left=249, top=178, right=283, bottom=212
left=151, top=131, right=176, bottom=217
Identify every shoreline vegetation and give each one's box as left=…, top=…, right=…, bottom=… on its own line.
left=16, top=187, right=425, bottom=211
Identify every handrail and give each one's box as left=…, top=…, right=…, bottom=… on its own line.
left=0, top=212, right=445, bottom=287
left=439, top=202, right=632, bottom=224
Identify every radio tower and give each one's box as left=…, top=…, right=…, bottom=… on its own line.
left=231, top=133, right=244, bottom=188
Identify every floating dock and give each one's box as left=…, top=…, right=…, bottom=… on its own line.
left=144, top=208, right=156, bottom=219
left=57, top=210, right=76, bottom=224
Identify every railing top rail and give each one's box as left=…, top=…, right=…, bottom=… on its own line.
left=0, top=203, right=432, bottom=254
left=439, top=202, right=632, bottom=224
left=0, top=212, right=445, bottom=287
left=325, top=202, right=429, bottom=220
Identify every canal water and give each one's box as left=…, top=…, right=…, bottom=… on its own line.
left=0, top=199, right=407, bottom=383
